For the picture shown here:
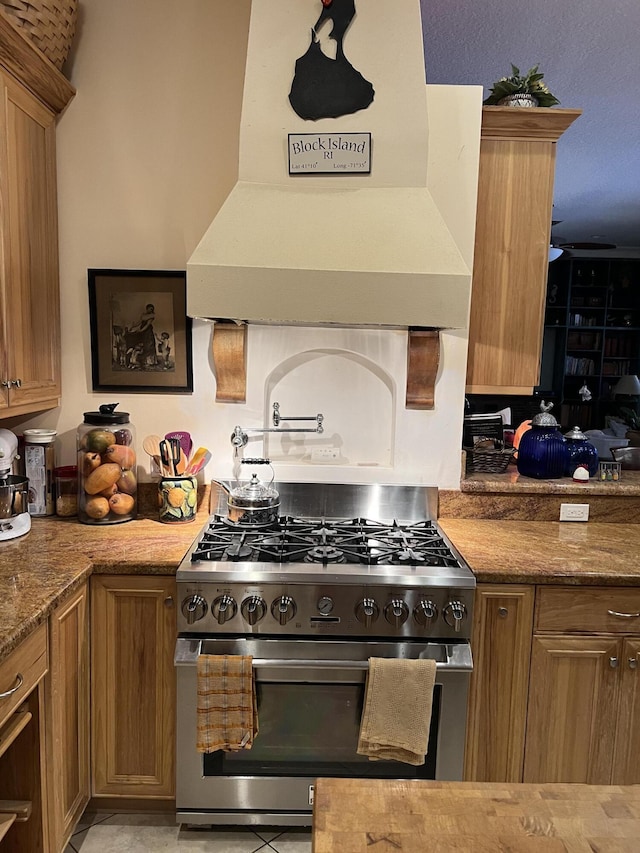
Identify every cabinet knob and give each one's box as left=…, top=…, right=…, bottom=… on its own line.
left=164, top=596, right=174, bottom=607
left=0, top=380, right=9, bottom=388
left=629, top=657, right=638, bottom=671
left=10, top=378, right=21, bottom=388
left=609, top=656, right=619, bottom=669
left=498, top=607, right=508, bottom=618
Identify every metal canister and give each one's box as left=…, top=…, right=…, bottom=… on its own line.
left=23, top=428, right=57, bottom=516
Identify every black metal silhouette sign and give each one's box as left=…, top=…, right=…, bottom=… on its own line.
left=289, top=0, right=375, bottom=121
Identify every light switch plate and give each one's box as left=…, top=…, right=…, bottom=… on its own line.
left=559, top=503, right=590, bottom=522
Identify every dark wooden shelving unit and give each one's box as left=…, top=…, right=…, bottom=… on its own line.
left=539, top=258, right=640, bottom=429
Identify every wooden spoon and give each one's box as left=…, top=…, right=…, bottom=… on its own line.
left=142, top=434, right=165, bottom=472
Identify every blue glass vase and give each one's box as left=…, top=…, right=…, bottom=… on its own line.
left=516, top=401, right=568, bottom=479
left=563, top=426, right=599, bottom=477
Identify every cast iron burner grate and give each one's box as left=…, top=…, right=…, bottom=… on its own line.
left=191, top=516, right=462, bottom=569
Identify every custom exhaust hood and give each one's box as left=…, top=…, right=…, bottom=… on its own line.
left=187, top=0, right=482, bottom=330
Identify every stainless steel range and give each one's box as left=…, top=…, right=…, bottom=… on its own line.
left=175, top=482, right=475, bottom=827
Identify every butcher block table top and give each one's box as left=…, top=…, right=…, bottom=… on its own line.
left=312, top=779, right=640, bottom=852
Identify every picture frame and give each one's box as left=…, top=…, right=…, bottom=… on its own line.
left=88, top=269, right=193, bottom=393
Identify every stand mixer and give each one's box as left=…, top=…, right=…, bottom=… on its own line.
left=0, top=428, right=31, bottom=540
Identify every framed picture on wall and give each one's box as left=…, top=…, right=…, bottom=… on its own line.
left=88, top=269, right=193, bottom=393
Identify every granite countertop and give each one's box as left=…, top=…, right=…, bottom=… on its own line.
left=3, top=483, right=640, bottom=663
left=0, top=487, right=211, bottom=662
left=462, top=469, right=640, bottom=495
left=439, top=518, right=640, bottom=585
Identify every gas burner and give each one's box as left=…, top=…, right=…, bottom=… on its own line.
left=305, top=545, right=346, bottom=564
left=190, top=510, right=464, bottom=570
left=224, top=542, right=254, bottom=560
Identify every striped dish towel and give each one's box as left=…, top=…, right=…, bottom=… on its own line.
left=196, top=654, right=258, bottom=753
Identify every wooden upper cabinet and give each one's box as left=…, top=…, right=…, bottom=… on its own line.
left=0, top=13, right=74, bottom=418
left=466, top=107, right=581, bottom=395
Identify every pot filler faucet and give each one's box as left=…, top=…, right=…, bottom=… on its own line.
left=230, top=402, right=324, bottom=449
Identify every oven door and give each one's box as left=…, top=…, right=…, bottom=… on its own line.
left=175, top=637, right=472, bottom=826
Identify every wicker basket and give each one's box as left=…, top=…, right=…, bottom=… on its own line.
left=464, top=445, right=515, bottom=475
left=1, top=0, right=78, bottom=69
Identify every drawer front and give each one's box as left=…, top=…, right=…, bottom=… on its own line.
left=536, top=587, right=640, bottom=634
left=0, top=622, right=48, bottom=729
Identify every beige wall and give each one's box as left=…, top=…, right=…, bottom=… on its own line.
left=14, top=0, right=251, bottom=466
left=13, top=0, right=476, bottom=490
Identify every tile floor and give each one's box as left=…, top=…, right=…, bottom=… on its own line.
left=64, top=812, right=312, bottom=852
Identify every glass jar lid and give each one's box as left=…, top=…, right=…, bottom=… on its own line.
left=83, top=403, right=130, bottom=425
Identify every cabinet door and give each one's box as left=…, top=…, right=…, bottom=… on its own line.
left=466, top=108, right=581, bottom=395
left=464, top=585, right=534, bottom=782
left=0, top=71, right=60, bottom=415
left=45, top=584, right=90, bottom=851
left=612, top=638, right=640, bottom=784
left=91, top=575, right=176, bottom=798
left=523, top=635, right=620, bottom=784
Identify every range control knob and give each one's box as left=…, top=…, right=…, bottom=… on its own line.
left=241, top=595, right=266, bottom=626
left=414, top=599, right=438, bottom=627
left=181, top=594, right=207, bottom=625
left=384, top=599, right=409, bottom=627
left=271, top=595, right=297, bottom=626
left=212, top=594, right=237, bottom=625
left=355, top=598, right=379, bottom=628
left=444, top=600, right=467, bottom=632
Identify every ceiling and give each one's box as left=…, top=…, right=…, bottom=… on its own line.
left=420, top=0, right=640, bottom=253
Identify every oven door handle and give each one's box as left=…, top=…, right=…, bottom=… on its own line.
left=174, top=639, right=473, bottom=672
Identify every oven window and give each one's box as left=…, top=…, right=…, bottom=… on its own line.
left=202, top=681, right=440, bottom=779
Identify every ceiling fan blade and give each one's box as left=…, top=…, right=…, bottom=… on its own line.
left=559, top=242, right=617, bottom=250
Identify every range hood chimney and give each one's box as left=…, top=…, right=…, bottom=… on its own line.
left=187, top=0, right=482, bottom=330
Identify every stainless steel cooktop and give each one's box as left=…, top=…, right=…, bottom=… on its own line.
left=176, top=482, right=475, bottom=640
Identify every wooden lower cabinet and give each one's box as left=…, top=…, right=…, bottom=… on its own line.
left=467, top=583, right=640, bottom=787
left=523, top=586, right=640, bottom=785
left=613, top=638, right=640, bottom=784
left=523, top=635, right=621, bottom=784
left=90, top=575, right=176, bottom=799
left=45, top=584, right=89, bottom=851
left=464, top=584, right=534, bottom=781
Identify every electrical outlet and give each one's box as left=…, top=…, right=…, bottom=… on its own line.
left=559, top=503, right=590, bottom=522
left=310, top=447, right=340, bottom=462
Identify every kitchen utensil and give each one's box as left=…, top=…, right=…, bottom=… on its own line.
left=159, top=440, right=171, bottom=476
left=142, top=434, right=163, bottom=460
left=225, top=459, right=279, bottom=526
left=612, top=446, right=640, bottom=470
left=167, top=437, right=182, bottom=476
left=185, top=447, right=210, bottom=475
left=165, top=431, right=192, bottom=461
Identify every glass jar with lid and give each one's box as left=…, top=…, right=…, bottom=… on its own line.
left=563, top=426, right=599, bottom=477
left=516, top=401, right=569, bottom=480
left=77, top=403, right=137, bottom=524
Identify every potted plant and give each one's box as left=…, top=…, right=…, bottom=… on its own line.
left=484, top=64, right=560, bottom=108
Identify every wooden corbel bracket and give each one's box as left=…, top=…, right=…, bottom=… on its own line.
left=406, top=329, right=440, bottom=409
left=211, top=321, right=247, bottom=403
